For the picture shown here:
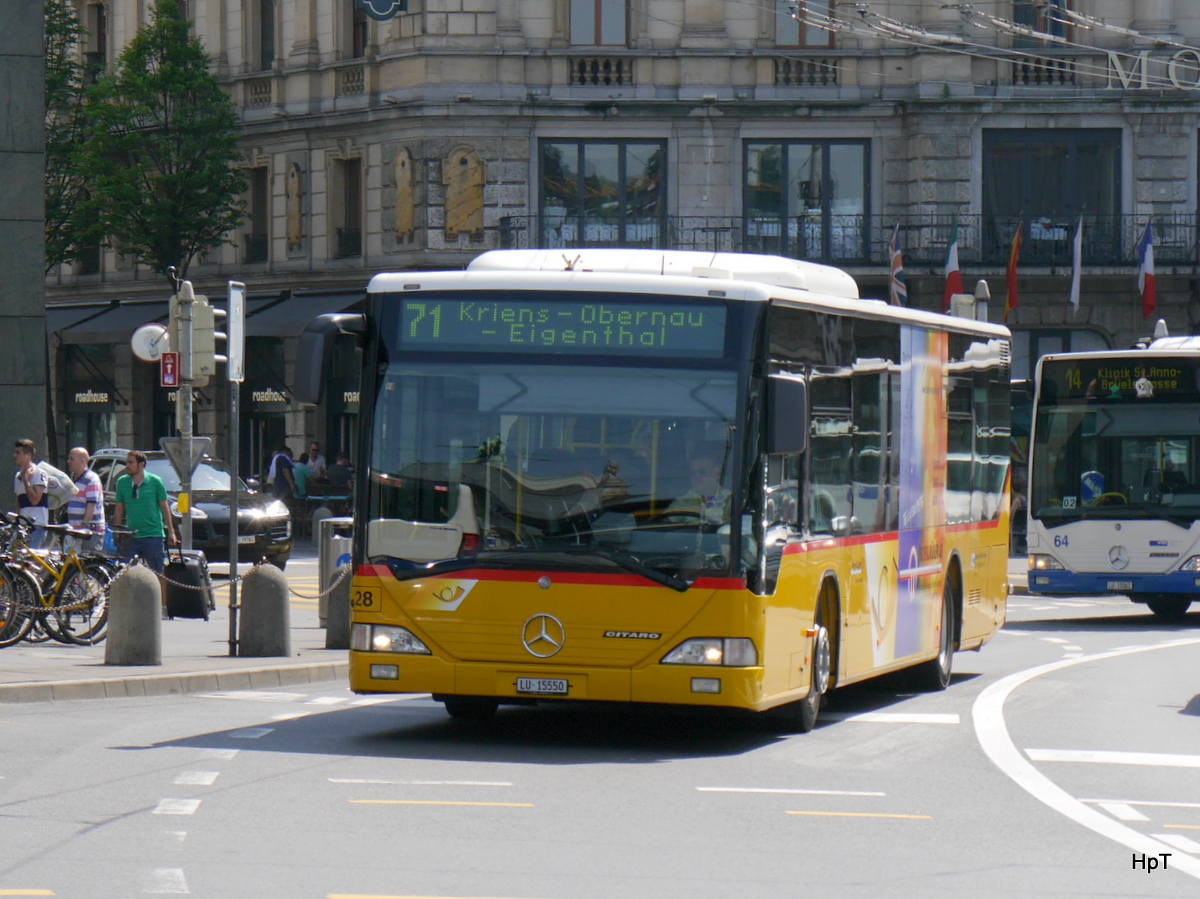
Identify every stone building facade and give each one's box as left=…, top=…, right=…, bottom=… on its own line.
left=45, top=0, right=1200, bottom=472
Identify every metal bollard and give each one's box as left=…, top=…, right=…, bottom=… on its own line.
left=239, top=564, right=291, bottom=657
left=325, top=566, right=351, bottom=650
left=104, top=565, right=163, bottom=666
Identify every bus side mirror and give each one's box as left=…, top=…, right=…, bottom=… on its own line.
left=766, top=375, right=808, bottom=455
left=294, top=312, right=367, bottom=406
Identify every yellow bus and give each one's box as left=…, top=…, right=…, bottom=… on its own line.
left=298, top=250, right=1012, bottom=731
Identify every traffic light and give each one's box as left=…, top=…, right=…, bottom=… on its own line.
left=167, top=282, right=216, bottom=387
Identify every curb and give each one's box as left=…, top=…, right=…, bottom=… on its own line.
left=0, top=660, right=349, bottom=704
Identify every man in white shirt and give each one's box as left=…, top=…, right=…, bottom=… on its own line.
left=12, top=438, right=49, bottom=546
left=306, top=441, right=327, bottom=479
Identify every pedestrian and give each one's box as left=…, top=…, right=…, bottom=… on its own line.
left=112, top=451, right=178, bottom=614
left=306, top=441, right=327, bottom=479
left=293, top=452, right=310, bottom=498
left=271, top=446, right=296, bottom=500
left=326, top=451, right=354, bottom=491
left=65, top=446, right=106, bottom=553
left=12, top=439, right=49, bottom=547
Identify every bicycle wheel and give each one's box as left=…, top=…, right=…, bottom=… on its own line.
left=51, top=565, right=111, bottom=647
left=0, top=565, right=40, bottom=648
left=68, top=561, right=114, bottom=645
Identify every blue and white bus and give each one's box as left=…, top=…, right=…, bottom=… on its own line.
left=1028, top=333, right=1200, bottom=620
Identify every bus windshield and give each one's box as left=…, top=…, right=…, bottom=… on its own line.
left=367, top=362, right=743, bottom=579
left=1031, top=358, right=1200, bottom=525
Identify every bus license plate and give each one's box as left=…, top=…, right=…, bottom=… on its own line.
left=1107, top=581, right=1133, bottom=591
left=516, top=677, right=568, bottom=696
left=237, top=535, right=256, bottom=544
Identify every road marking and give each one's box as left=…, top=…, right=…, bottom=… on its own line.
left=1041, top=637, right=1070, bottom=644
left=350, top=800, right=532, bottom=808
left=1166, top=825, right=1200, bottom=830
left=306, top=697, right=347, bottom=705
left=331, top=779, right=512, bottom=787
left=973, top=637, right=1200, bottom=881
left=174, top=771, right=218, bottom=786
left=142, top=868, right=188, bottom=894
left=1152, top=833, right=1200, bottom=853
left=820, top=712, right=959, bottom=725
left=998, top=629, right=1032, bottom=636
left=1097, top=802, right=1150, bottom=821
left=698, top=786, right=885, bottom=797
left=785, top=810, right=930, bottom=820
left=1062, top=645, right=1083, bottom=652
left=198, top=691, right=305, bottom=702
left=1028, top=749, right=1200, bottom=769
left=200, top=749, right=239, bottom=760
left=153, top=799, right=200, bottom=816
left=1082, top=799, right=1200, bottom=810
left=229, top=727, right=274, bottom=739
left=0, top=892, right=55, bottom=896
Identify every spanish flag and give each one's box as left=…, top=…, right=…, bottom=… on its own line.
left=1004, top=221, right=1022, bottom=323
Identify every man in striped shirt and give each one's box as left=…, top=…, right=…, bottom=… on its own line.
left=66, top=447, right=106, bottom=553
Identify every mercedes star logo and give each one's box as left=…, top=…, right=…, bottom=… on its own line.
left=521, top=614, right=565, bottom=658
left=1109, top=545, right=1130, bottom=570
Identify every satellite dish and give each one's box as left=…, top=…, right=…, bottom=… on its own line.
left=131, top=323, right=170, bottom=363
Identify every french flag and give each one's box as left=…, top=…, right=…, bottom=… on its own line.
left=1137, top=221, right=1156, bottom=320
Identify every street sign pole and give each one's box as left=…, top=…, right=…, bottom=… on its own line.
left=177, top=282, right=196, bottom=553
left=227, top=281, right=246, bottom=657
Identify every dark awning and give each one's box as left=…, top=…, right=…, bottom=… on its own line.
left=45, top=303, right=114, bottom=337
left=58, top=300, right=169, bottom=345
left=246, top=292, right=364, bottom=337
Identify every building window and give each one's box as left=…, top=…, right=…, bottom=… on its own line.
left=743, top=140, right=869, bottom=263
left=84, top=3, right=108, bottom=84
left=245, top=167, right=269, bottom=264
left=982, top=129, right=1119, bottom=264
left=775, top=0, right=833, bottom=49
left=570, top=0, right=627, bottom=46
left=333, top=158, right=363, bottom=258
left=1013, top=0, right=1069, bottom=46
left=259, top=0, right=276, bottom=70
left=540, top=140, right=666, bottom=248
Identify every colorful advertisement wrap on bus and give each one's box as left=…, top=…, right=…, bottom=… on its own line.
left=892, top=326, right=948, bottom=659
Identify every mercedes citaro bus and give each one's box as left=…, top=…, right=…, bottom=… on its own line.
left=298, top=249, right=1012, bottom=731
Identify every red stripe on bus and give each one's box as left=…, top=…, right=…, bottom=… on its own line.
left=356, top=564, right=393, bottom=578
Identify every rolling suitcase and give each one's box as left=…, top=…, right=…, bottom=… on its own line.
left=164, top=548, right=215, bottom=620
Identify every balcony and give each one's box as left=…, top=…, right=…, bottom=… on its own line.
left=499, top=215, right=1199, bottom=268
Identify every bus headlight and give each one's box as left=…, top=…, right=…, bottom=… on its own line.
left=1181, top=556, right=1200, bottom=572
left=1029, top=554, right=1064, bottom=571
left=661, top=638, right=757, bottom=667
left=351, top=623, right=431, bottom=654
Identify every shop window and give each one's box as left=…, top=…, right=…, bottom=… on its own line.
left=744, top=140, right=869, bottom=263
left=775, top=0, right=833, bottom=49
left=540, top=140, right=666, bottom=247
left=570, top=0, right=627, bottom=46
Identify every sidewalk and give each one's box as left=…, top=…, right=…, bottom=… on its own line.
left=1009, top=555, right=1028, bottom=596
left=0, top=541, right=348, bottom=703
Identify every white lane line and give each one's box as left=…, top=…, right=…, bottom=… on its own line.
left=152, top=799, right=201, bottom=816
left=174, top=771, right=219, bottom=786
left=998, top=629, right=1033, bottom=636
left=305, top=697, right=347, bottom=706
left=1028, top=749, right=1200, bottom=769
left=1098, top=803, right=1150, bottom=822
left=1062, top=645, right=1083, bottom=652
left=143, top=867, right=188, bottom=894
left=821, top=712, right=959, bottom=725
left=1082, top=799, right=1200, bottom=810
left=197, top=691, right=306, bottom=703
left=1032, top=605, right=1057, bottom=611
left=697, top=786, right=886, bottom=797
left=200, top=749, right=239, bottom=760
left=229, top=727, right=274, bottom=739
left=1041, top=637, right=1070, bottom=644
left=329, top=778, right=513, bottom=786
left=1153, top=833, right=1200, bottom=853
left=350, top=694, right=432, bottom=705
left=973, top=637, right=1200, bottom=882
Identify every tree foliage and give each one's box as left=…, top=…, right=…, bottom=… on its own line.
left=44, top=0, right=100, bottom=273
left=82, top=0, right=245, bottom=276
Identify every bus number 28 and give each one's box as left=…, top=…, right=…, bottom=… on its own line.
left=352, top=589, right=376, bottom=609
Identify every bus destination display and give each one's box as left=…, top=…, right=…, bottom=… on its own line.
left=1041, top=358, right=1200, bottom=404
left=399, top=298, right=727, bottom=357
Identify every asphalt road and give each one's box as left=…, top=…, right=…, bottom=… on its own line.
left=0, top=589, right=1197, bottom=898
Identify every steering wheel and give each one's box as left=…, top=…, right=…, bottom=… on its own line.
left=643, top=509, right=722, bottom=533
left=1089, top=492, right=1127, bottom=507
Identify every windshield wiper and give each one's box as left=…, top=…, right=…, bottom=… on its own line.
left=555, top=546, right=692, bottom=593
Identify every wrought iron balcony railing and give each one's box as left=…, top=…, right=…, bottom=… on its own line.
left=499, top=214, right=1199, bottom=269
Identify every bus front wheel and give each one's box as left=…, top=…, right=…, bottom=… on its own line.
left=441, top=696, right=499, bottom=722
left=1146, top=595, right=1192, bottom=622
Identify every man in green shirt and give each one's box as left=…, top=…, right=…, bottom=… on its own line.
left=113, top=450, right=177, bottom=574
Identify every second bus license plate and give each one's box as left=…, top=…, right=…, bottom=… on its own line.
left=1107, top=581, right=1133, bottom=591
left=516, top=677, right=569, bottom=696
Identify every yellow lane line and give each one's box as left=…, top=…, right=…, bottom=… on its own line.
left=786, top=810, right=931, bottom=820
left=349, top=800, right=533, bottom=808
left=1165, top=824, right=1200, bottom=830
left=0, top=891, right=56, bottom=896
